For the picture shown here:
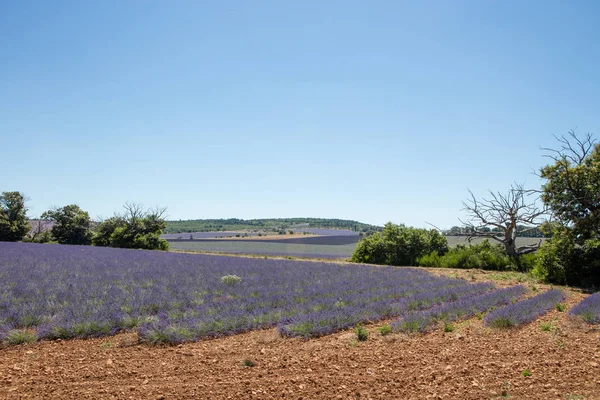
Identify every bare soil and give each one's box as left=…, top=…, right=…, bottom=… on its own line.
left=1, top=269, right=599, bottom=400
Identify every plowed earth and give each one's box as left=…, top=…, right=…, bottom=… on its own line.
left=1, top=269, right=599, bottom=400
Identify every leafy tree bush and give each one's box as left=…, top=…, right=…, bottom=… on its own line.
left=533, top=223, right=600, bottom=286
left=535, top=132, right=600, bottom=287
left=92, top=203, right=169, bottom=250
left=0, top=191, right=30, bottom=242
left=417, top=240, right=513, bottom=270
left=540, top=132, right=600, bottom=242
left=42, top=204, right=93, bottom=245
left=351, top=222, right=448, bottom=266
left=418, top=242, right=539, bottom=272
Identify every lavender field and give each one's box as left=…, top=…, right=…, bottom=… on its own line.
left=484, top=289, right=566, bottom=328
left=0, top=242, right=559, bottom=345
left=569, top=292, right=600, bottom=324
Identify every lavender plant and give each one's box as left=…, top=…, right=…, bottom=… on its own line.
left=391, top=285, right=527, bottom=333
left=484, top=289, right=566, bottom=328
left=0, top=242, right=523, bottom=344
left=569, top=292, right=600, bottom=324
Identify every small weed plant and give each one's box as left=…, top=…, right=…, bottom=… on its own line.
left=379, top=324, right=392, bottom=336
left=355, top=325, right=369, bottom=341
left=443, top=321, right=454, bottom=332
left=5, top=330, right=37, bottom=345
left=555, top=303, right=565, bottom=312
left=540, top=322, right=552, bottom=332
left=521, top=369, right=532, bottom=377
left=242, top=358, right=256, bottom=367
left=221, top=275, right=242, bottom=286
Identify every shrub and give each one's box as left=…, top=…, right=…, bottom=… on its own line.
left=352, top=223, right=448, bottom=266
left=533, top=225, right=600, bottom=287
left=418, top=240, right=512, bottom=270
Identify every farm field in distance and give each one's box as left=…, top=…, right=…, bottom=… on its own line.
left=166, top=233, right=546, bottom=259
left=168, top=240, right=358, bottom=258
left=0, top=242, right=599, bottom=399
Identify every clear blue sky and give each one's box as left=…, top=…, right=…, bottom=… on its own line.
left=1, top=1, right=598, bottom=228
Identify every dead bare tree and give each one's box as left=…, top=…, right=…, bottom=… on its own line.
left=27, top=218, right=53, bottom=241
left=460, top=183, right=548, bottom=260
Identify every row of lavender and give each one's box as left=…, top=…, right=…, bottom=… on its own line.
left=0, top=242, right=500, bottom=343
left=1, top=243, right=596, bottom=345
left=0, top=243, right=510, bottom=342
left=569, top=292, right=600, bottom=324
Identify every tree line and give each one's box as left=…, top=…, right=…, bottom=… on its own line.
left=0, top=197, right=168, bottom=250
left=352, top=131, right=599, bottom=288
left=165, top=217, right=381, bottom=235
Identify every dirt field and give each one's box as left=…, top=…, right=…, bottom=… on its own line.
left=1, top=269, right=598, bottom=400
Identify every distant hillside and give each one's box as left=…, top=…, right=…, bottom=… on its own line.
left=165, top=218, right=381, bottom=235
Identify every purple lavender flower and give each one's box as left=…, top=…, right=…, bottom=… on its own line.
left=484, top=289, right=566, bottom=328
left=569, top=292, right=600, bottom=324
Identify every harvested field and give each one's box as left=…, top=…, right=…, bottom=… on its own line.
left=167, top=240, right=356, bottom=258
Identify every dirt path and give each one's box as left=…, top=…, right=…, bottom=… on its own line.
left=1, top=271, right=599, bottom=400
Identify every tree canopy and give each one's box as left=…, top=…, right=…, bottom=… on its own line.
left=92, top=203, right=169, bottom=250
left=0, top=191, right=30, bottom=242
left=42, top=204, right=93, bottom=245
left=540, top=131, right=600, bottom=242
left=534, top=131, right=600, bottom=286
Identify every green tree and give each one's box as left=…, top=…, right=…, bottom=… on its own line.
left=0, top=191, right=30, bottom=242
left=540, top=131, right=600, bottom=242
left=535, top=131, right=600, bottom=286
left=42, top=204, right=93, bottom=245
left=92, top=203, right=169, bottom=250
left=351, top=222, right=448, bottom=266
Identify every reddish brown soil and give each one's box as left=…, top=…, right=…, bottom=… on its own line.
left=1, top=270, right=599, bottom=400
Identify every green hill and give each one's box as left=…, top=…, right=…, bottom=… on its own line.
left=165, top=218, right=381, bottom=234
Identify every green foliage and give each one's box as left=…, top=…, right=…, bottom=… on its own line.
left=521, top=369, right=532, bottom=377
left=165, top=217, right=381, bottom=235
left=0, top=191, right=30, bottom=242
left=535, top=133, right=600, bottom=287
left=42, top=204, right=93, bottom=245
left=355, top=325, right=369, bottom=341
left=5, top=329, right=37, bottom=345
left=540, top=322, right=552, bottom=332
left=221, top=274, right=242, bottom=286
left=488, top=317, right=513, bottom=329
left=351, top=222, right=448, bottom=266
left=417, top=240, right=514, bottom=270
left=555, top=303, right=565, bottom=312
left=533, top=224, right=600, bottom=286
left=378, top=324, right=392, bottom=336
left=242, top=358, right=257, bottom=367
left=92, top=203, right=169, bottom=250
left=443, top=321, right=454, bottom=332
left=540, top=136, right=600, bottom=242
